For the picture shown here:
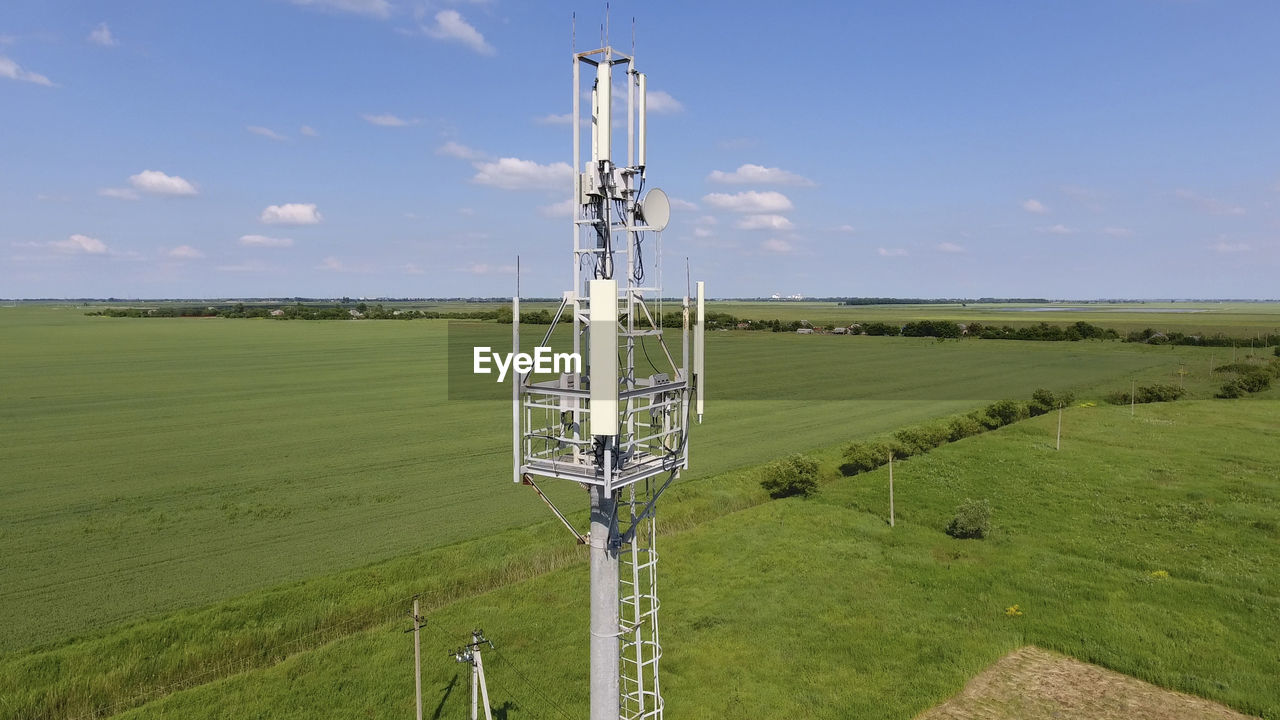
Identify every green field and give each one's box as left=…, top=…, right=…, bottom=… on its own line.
left=1, top=303, right=1276, bottom=720
left=75, top=398, right=1280, bottom=720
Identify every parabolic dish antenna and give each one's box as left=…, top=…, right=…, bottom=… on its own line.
left=640, top=188, right=670, bottom=231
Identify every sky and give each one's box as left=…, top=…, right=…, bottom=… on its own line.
left=2, top=0, right=1279, bottom=300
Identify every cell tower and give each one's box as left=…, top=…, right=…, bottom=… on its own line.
left=510, top=27, right=706, bottom=720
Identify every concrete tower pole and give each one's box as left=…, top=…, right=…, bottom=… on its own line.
left=589, top=484, right=620, bottom=720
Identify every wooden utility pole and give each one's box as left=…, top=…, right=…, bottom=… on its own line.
left=407, top=597, right=425, bottom=720
left=1056, top=407, right=1063, bottom=451
left=888, top=451, right=895, bottom=528
left=1131, top=380, right=1136, bottom=417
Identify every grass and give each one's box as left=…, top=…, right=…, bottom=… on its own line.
left=80, top=397, right=1280, bottom=720
left=0, top=305, right=1226, bottom=654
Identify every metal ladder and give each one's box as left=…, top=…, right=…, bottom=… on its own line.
left=619, top=485, right=663, bottom=720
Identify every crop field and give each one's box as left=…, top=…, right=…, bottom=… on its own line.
left=2, top=304, right=1276, bottom=720
left=64, top=397, right=1280, bottom=720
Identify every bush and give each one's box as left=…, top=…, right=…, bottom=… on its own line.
left=894, top=424, right=950, bottom=454
left=1104, top=384, right=1185, bottom=405
left=1275, top=346, right=1279, bottom=357
left=839, top=441, right=892, bottom=476
left=985, top=399, right=1027, bottom=427
left=1029, top=388, right=1076, bottom=416
left=970, top=409, right=1002, bottom=430
left=946, top=415, right=985, bottom=442
left=760, top=454, right=820, bottom=498
left=946, top=498, right=992, bottom=539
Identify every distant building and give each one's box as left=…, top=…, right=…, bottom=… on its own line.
left=831, top=326, right=847, bottom=334
left=349, top=309, right=364, bottom=318
left=270, top=309, right=285, bottom=317
left=796, top=327, right=814, bottom=334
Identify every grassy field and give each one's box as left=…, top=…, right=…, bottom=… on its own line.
left=72, top=396, right=1279, bottom=720
left=0, top=305, right=1237, bottom=655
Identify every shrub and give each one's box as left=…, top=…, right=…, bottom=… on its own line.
left=893, top=424, right=950, bottom=454
left=985, top=399, right=1027, bottom=427
left=946, top=415, right=985, bottom=442
left=839, top=441, right=892, bottom=476
left=1029, top=388, right=1076, bottom=416
left=1275, top=346, right=1279, bottom=357
left=946, top=498, right=991, bottom=539
left=970, top=409, right=1002, bottom=430
left=760, top=454, right=820, bottom=498
left=1105, top=384, right=1185, bottom=405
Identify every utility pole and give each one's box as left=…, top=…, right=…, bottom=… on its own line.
left=453, top=630, right=494, bottom=720
left=888, top=450, right=895, bottom=528
left=406, top=597, right=427, bottom=720
left=1056, top=406, right=1063, bottom=451
left=1131, top=379, right=1136, bottom=417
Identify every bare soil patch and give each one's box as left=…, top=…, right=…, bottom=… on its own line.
left=917, top=646, right=1256, bottom=720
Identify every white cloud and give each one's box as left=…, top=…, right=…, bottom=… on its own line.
left=0, top=55, right=55, bottom=86
left=534, top=113, right=572, bottom=126
left=423, top=10, right=494, bottom=55
left=300, top=125, right=319, bottom=137
left=130, top=170, right=198, bottom=196
left=702, top=191, right=793, bottom=214
left=836, top=224, right=856, bottom=233
left=98, top=187, right=140, bottom=200
left=239, top=234, right=295, bottom=247
left=167, top=245, right=204, bottom=259
left=318, top=256, right=348, bottom=271
left=287, top=0, right=391, bottom=19
left=88, top=23, right=118, bottom=47
left=260, top=203, right=322, bottom=225
left=464, top=263, right=517, bottom=275
left=708, top=164, right=815, bottom=187
left=736, top=214, right=793, bottom=231
left=646, top=90, right=683, bottom=114
left=363, top=113, right=419, bottom=127
left=51, top=234, right=108, bottom=254
left=438, top=140, right=482, bottom=159
left=539, top=198, right=575, bottom=218
left=694, top=215, right=717, bottom=226
left=247, top=125, right=289, bottom=141
left=877, top=247, right=907, bottom=257
left=1022, top=198, right=1048, bottom=214
left=669, top=197, right=699, bottom=211
left=760, top=238, right=794, bottom=254
left=1209, top=239, right=1250, bottom=253
left=1039, top=224, right=1074, bottom=235
left=1175, top=189, right=1245, bottom=216
left=1103, top=226, right=1134, bottom=238
left=471, top=157, right=573, bottom=191
left=694, top=227, right=714, bottom=238
left=936, top=242, right=965, bottom=253
left=458, top=207, right=475, bottom=216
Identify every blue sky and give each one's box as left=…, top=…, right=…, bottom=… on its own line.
left=2, top=0, right=1278, bottom=299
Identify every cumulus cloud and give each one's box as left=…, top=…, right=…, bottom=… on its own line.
left=288, top=0, right=391, bottom=18
left=836, top=224, right=856, bottom=233
left=1209, top=238, right=1250, bottom=253
left=936, top=242, right=965, bottom=253
left=702, top=191, right=793, bottom=214
left=694, top=215, right=717, bottom=226
left=534, top=113, right=573, bottom=126
left=1175, top=189, right=1245, bottom=216
left=669, top=197, right=699, bottom=211
left=760, top=238, right=795, bottom=254
left=1022, top=198, right=1048, bottom=214
left=167, top=245, right=204, bottom=259
left=51, top=234, right=108, bottom=254
left=363, top=113, right=419, bottom=127
left=247, top=125, right=289, bottom=141
left=646, top=90, right=683, bottom=114
left=1039, top=224, right=1074, bottom=235
left=877, top=247, right=907, bottom=257
left=239, top=234, right=295, bottom=247
left=708, top=164, right=815, bottom=187
left=260, top=203, right=322, bottom=225
left=88, top=23, right=118, bottom=47
left=694, top=227, right=714, bottom=238
left=130, top=170, right=198, bottom=196
left=539, top=198, right=575, bottom=218
left=0, top=55, right=55, bottom=86
left=98, top=187, right=140, bottom=200
left=471, top=157, right=573, bottom=191
left=300, top=125, right=319, bottom=137
left=423, top=10, right=494, bottom=55
left=736, top=214, right=793, bottom=231
left=1103, top=226, right=1134, bottom=238
left=437, top=140, right=482, bottom=159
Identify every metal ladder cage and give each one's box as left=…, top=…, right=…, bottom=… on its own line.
left=620, top=480, right=663, bottom=720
